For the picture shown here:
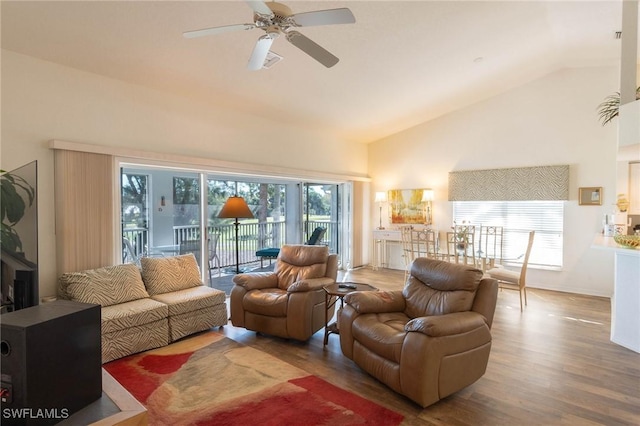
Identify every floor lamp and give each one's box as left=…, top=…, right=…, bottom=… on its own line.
left=218, top=195, right=254, bottom=274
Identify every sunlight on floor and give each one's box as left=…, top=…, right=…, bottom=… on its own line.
left=547, top=313, right=603, bottom=326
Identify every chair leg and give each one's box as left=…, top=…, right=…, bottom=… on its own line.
left=519, top=289, right=523, bottom=312
left=523, top=287, right=527, bottom=306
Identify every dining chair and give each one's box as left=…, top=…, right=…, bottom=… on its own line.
left=412, top=228, right=439, bottom=259
left=446, top=225, right=476, bottom=266
left=122, top=237, right=140, bottom=266
left=400, top=226, right=439, bottom=282
left=400, top=226, right=414, bottom=281
left=486, top=230, right=535, bottom=312
left=478, top=225, right=504, bottom=271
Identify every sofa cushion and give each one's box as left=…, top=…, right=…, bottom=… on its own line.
left=141, top=254, right=203, bottom=296
left=59, top=263, right=150, bottom=307
left=101, top=298, right=168, bottom=334
left=151, top=286, right=226, bottom=316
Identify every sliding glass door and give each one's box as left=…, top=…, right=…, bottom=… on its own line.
left=120, top=164, right=349, bottom=287
left=205, top=178, right=286, bottom=273
left=303, top=183, right=340, bottom=256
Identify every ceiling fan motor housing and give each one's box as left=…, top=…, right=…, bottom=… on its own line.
left=255, top=2, right=293, bottom=29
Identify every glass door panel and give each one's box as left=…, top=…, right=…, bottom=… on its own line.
left=303, top=183, right=340, bottom=255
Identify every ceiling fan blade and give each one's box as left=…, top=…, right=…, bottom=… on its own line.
left=286, top=31, right=339, bottom=68
left=247, top=35, right=275, bottom=71
left=245, top=1, right=274, bottom=17
left=291, top=8, right=355, bottom=27
left=183, top=23, right=255, bottom=38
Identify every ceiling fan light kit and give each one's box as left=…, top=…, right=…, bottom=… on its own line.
left=183, top=1, right=355, bottom=70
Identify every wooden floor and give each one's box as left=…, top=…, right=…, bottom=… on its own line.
left=219, top=267, right=640, bottom=425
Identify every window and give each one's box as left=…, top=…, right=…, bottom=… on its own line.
left=303, top=183, right=340, bottom=254
left=121, top=172, right=150, bottom=261
left=453, top=201, right=563, bottom=268
left=173, top=177, right=200, bottom=204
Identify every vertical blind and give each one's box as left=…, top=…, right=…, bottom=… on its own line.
left=54, top=150, right=115, bottom=274
left=453, top=200, right=564, bottom=268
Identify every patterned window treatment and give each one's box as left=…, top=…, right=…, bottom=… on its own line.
left=54, top=150, right=115, bottom=274
left=448, top=165, right=570, bottom=201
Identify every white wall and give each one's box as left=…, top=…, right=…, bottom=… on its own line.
left=369, top=67, right=619, bottom=297
left=0, top=50, right=369, bottom=299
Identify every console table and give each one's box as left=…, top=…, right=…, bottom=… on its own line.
left=372, top=229, right=402, bottom=270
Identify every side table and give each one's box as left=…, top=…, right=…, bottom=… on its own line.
left=323, top=282, right=377, bottom=345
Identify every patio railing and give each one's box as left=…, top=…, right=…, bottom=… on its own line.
left=173, top=221, right=286, bottom=269
left=122, top=227, right=148, bottom=262
left=122, top=220, right=337, bottom=269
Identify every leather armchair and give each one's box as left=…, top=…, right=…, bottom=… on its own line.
left=338, top=257, right=498, bottom=408
left=230, top=244, right=338, bottom=341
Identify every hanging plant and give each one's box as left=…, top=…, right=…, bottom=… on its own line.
left=597, top=87, right=640, bottom=126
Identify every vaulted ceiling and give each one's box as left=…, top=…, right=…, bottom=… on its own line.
left=1, top=1, right=624, bottom=143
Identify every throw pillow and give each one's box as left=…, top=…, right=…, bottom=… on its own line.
left=60, top=263, right=149, bottom=307
left=140, top=254, right=202, bottom=296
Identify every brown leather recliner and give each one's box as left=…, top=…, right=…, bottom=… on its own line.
left=338, top=257, right=498, bottom=408
left=230, top=244, right=338, bottom=341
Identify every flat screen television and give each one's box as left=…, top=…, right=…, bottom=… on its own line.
left=1, top=160, right=38, bottom=312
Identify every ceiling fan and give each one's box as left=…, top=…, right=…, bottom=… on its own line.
left=183, top=1, right=356, bottom=70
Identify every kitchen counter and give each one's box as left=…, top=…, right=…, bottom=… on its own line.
left=592, top=234, right=640, bottom=254
left=592, top=234, right=640, bottom=353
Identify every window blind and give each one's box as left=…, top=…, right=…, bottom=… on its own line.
left=453, top=200, right=563, bottom=268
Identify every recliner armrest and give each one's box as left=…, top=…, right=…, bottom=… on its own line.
left=287, top=277, right=334, bottom=292
left=405, top=311, right=487, bottom=337
left=232, top=272, right=278, bottom=290
left=344, top=290, right=405, bottom=313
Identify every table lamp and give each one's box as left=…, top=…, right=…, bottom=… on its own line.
left=422, top=189, right=434, bottom=226
left=375, top=191, right=387, bottom=229
left=218, top=195, right=254, bottom=274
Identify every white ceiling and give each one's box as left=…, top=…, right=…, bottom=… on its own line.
left=1, top=1, right=624, bottom=143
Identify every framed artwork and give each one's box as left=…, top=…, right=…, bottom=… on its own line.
left=578, top=187, right=602, bottom=206
left=388, top=188, right=427, bottom=224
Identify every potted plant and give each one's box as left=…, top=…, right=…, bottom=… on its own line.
left=1, top=169, right=35, bottom=253
left=597, top=87, right=640, bottom=126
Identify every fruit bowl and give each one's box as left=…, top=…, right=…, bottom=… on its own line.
left=613, top=234, right=640, bottom=249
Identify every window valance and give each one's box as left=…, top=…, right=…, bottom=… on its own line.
left=448, top=165, right=569, bottom=201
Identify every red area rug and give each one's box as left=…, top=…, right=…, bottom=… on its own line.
left=104, top=332, right=404, bottom=425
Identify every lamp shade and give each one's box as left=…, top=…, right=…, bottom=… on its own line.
left=374, top=191, right=387, bottom=203
left=422, top=189, right=434, bottom=202
left=218, top=196, right=254, bottom=219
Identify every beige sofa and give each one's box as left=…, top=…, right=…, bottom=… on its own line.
left=58, top=254, right=228, bottom=363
